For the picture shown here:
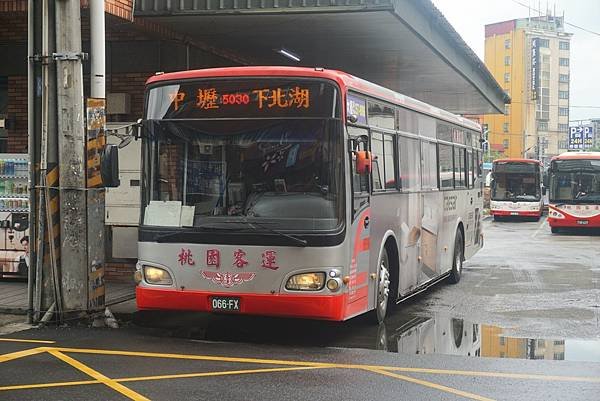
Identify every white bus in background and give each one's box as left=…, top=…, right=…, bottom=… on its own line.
left=490, top=159, right=544, bottom=221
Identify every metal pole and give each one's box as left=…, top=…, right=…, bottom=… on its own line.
left=55, top=0, right=88, bottom=314
left=27, top=0, right=36, bottom=324
left=90, top=0, right=105, bottom=98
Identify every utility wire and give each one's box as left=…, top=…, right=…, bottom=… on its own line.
left=509, top=0, right=600, bottom=37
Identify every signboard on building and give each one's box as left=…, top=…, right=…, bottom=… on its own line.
left=568, top=125, right=594, bottom=150
left=531, top=38, right=539, bottom=100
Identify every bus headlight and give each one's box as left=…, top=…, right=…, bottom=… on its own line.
left=549, top=210, right=565, bottom=219
left=143, top=266, right=173, bottom=285
left=285, top=273, right=325, bottom=291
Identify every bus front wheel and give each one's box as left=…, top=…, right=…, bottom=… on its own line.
left=370, top=248, right=390, bottom=324
left=448, top=230, right=464, bottom=284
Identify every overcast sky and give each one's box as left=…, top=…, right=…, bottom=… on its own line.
left=431, top=0, right=600, bottom=121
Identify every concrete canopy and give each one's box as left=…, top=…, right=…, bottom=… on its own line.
left=135, top=0, right=508, bottom=115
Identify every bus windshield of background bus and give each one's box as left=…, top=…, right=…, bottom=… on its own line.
left=550, top=159, right=600, bottom=203
left=144, top=118, right=343, bottom=231
left=491, top=163, right=540, bottom=201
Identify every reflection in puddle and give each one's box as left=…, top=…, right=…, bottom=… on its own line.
left=140, top=311, right=600, bottom=363
left=378, top=314, right=600, bottom=362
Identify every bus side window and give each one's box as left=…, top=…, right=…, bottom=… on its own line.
left=348, top=126, right=370, bottom=217
left=371, top=132, right=384, bottom=191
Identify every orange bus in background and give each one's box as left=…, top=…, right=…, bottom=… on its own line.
left=548, top=152, right=600, bottom=233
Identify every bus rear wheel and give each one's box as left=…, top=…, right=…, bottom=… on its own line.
left=370, top=248, right=391, bottom=324
left=448, top=230, right=464, bottom=284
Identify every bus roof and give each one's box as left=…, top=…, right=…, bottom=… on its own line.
left=493, top=158, right=542, bottom=165
left=552, top=152, right=600, bottom=161
left=146, top=66, right=481, bottom=132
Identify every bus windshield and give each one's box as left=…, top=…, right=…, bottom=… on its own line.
left=550, top=159, right=600, bottom=203
left=144, top=118, right=344, bottom=231
left=491, top=162, right=540, bottom=201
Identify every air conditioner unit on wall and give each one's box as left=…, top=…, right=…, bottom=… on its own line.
left=106, top=93, right=131, bottom=115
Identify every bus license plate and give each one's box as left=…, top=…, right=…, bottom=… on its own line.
left=577, top=220, right=589, bottom=225
left=211, top=297, right=240, bottom=312
left=510, top=212, right=519, bottom=216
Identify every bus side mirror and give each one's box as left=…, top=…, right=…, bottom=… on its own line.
left=132, top=118, right=143, bottom=139
left=101, top=144, right=120, bottom=188
left=542, top=186, right=547, bottom=195
left=355, top=150, right=372, bottom=175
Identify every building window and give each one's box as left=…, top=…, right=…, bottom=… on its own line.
left=538, top=121, right=548, bottom=131
left=559, top=107, right=569, bottom=116
left=504, top=73, right=510, bottom=83
left=504, top=39, right=511, bottom=49
left=559, top=74, right=569, bottom=83
left=559, top=90, right=569, bottom=99
left=558, top=140, right=568, bottom=149
left=504, top=104, right=510, bottom=115
left=554, top=340, right=565, bottom=345
left=503, top=122, right=509, bottom=133
left=500, top=337, right=506, bottom=346
left=558, top=123, right=569, bottom=132
left=554, top=352, right=564, bottom=360
left=559, top=58, right=570, bottom=67
left=559, top=41, right=570, bottom=50
left=503, top=139, right=509, bottom=149
left=504, top=56, right=511, bottom=66
left=538, top=38, right=550, bottom=48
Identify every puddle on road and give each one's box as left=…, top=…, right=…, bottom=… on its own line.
left=138, top=311, right=600, bottom=363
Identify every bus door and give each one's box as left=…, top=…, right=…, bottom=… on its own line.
left=346, top=127, right=371, bottom=317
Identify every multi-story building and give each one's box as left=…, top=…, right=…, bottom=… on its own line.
left=484, top=15, right=572, bottom=164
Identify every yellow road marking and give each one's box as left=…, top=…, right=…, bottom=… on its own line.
left=0, top=338, right=56, bottom=344
left=51, top=346, right=600, bottom=383
left=385, top=366, right=600, bottom=384
left=0, top=366, right=330, bottom=392
left=51, top=347, right=334, bottom=367
left=48, top=350, right=150, bottom=401
left=364, top=367, right=496, bottom=401
left=117, top=365, right=330, bottom=383
left=0, top=380, right=98, bottom=392
left=0, top=347, right=49, bottom=363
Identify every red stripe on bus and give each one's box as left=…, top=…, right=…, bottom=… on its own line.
left=136, top=287, right=346, bottom=321
left=344, top=286, right=370, bottom=318
left=355, top=271, right=368, bottom=286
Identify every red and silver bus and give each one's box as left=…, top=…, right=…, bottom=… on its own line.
left=134, top=67, right=484, bottom=322
left=548, top=152, right=600, bottom=233
left=490, top=159, right=544, bottom=221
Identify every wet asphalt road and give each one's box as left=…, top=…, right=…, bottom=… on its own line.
left=1, top=216, right=600, bottom=400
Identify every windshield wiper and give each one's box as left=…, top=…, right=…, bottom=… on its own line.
left=154, top=221, right=308, bottom=247
left=154, top=224, right=241, bottom=242
left=237, top=219, right=308, bottom=247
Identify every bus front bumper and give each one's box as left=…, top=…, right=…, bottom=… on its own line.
left=491, top=210, right=541, bottom=217
left=136, top=286, right=346, bottom=321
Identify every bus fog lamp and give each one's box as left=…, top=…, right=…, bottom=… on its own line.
left=285, top=273, right=325, bottom=291
left=143, top=266, right=173, bottom=285
left=550, top=210, right=565, bottom=219
left=326, top=278, right=340, bottom=291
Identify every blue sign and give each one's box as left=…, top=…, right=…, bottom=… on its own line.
left=568, top=125, right=594, bottom=150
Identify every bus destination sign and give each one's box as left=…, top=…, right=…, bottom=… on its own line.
left=169, top=87, right=311, bottom=112
left=147, top=79, right=339, bottom=119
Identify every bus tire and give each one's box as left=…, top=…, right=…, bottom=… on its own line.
left=369, top=248, right=391, bottom=324
left=448, top=230, right=464, bottom=284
